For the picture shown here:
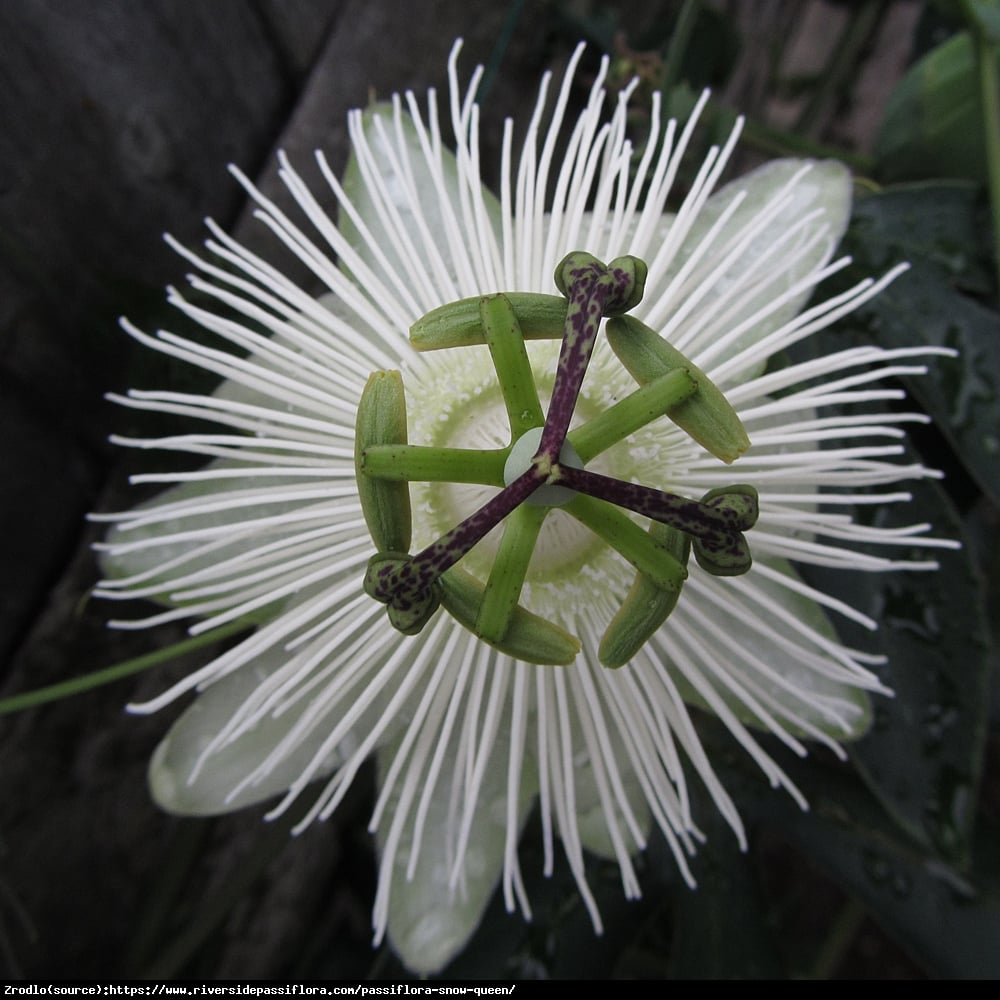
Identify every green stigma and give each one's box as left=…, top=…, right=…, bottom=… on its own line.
left=356, top=252, right=758, bottom=668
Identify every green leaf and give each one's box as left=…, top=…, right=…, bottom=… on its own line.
left=875, top=32, right=995, bottom=183
left=668, top=802, right=783, bottom=978
left=798, top=471, right=989, bottom=863
left=964, top=0, right=1000, bottom=44
left=748, top=762, right=1000, bottom=979
left=836, top=181, right=1000, bottom=502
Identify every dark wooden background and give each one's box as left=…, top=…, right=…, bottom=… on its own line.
left=0, top=0, right=925, bottom=978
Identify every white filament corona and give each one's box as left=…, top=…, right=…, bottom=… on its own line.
left=93, top=40, right=958, bottom=974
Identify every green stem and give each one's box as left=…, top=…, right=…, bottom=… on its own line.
left=0, top=619, right=250, bottom=716
left=481, top=293, right=545, bottom=438
left=477, top=0, right=526, bottom=104
left=810, top=896, right=867, bottom=979
left=569, top=367, right=697, bottom=463
left=660, top=0, right=702, bottom=95
left=564, top=494, right=686, bottom=593
left=968, top=6, right=1000, bottom=301
left=475, top=504, right=547, bottom=644
left=361, top=444, right=507, bottom=485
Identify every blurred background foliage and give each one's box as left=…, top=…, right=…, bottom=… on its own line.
left=0, top=0, right=997, bottom=980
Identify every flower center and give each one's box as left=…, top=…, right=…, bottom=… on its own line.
left=357, top=252, right=760, bottom=667
left=503, top=427, right=583, bottom=506
left=407, top=349, right=613, bottom=589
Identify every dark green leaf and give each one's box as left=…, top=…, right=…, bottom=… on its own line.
left=964, top=0, right=1000, bottom=44
left=669, top=802, right=783, bottom=979
left=875, top=32, right=994, bottom=184
left=837, top=182, right=1000, bottom=502
left=759, top=771, right=1000, bottom=979
left=800, top=471, right=989, bottom=862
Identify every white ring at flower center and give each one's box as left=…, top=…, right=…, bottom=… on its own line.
left=503, top=427, right=583, bottom=507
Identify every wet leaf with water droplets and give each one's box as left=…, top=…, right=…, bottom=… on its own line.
left=799, top=466, right=988, bottom=862
left=833, top=182, right=1000, bottom=503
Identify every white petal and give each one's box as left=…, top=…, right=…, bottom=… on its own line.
left=374, top=663, right=536, bottom=975
left=95, top=466, right=348, bottom=598
left=564, top=664, right=652, bottom=863
left=665, top=558, right=878, bottom=749
left=148, top=607, right=408, bottom=814
left=338, top=91, right=503, bottom=309
left=653, top=158, right=852, bottom=380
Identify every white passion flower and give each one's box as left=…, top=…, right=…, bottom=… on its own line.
left=92, top=41, right=957, bottom=974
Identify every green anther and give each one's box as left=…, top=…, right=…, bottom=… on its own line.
left=439, top=567, right=580, bottom=666
left=475, top=504, right=547, bottom=646
left=568, top=367, right=699, bottom=464
left=361, top=444, right=507, bottom=486
left=480, top=293, right=545, bottom=437
left=363, top=551, right=441, bottom=635
left=691, top=484, right=759, bottom=576
left=355, top=371, right=412, bottom=552
left=410, top=250, right=646, bottom=352
left=564, top=494, right=688, bottom=594
left=410, top=293, right=568, bottom=351
left=599, top=523, right=691, bottom=669
left=606, top=314, right=751, bottom=463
